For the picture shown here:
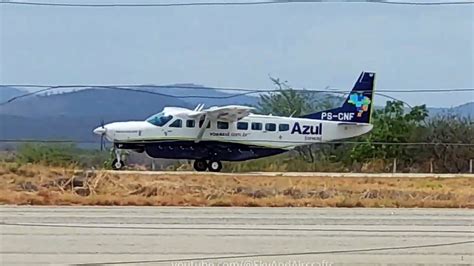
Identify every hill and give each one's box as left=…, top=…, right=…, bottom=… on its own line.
left=0, top=86, right=27, bottom=103
left=0, top=85, right=259, bottom=118
left=428, top=102, right=473, bottom=118
left=0, top=85, right=471, bottom=143
left=138, top=83, right=260, bottom=106
left=0, top=88, right=192, bottom=119
left=0, top=86, right=258, bottom=142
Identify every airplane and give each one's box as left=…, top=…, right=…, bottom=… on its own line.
left=93, top=71, right=375, bottom=171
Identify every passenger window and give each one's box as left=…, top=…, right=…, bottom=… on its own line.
left=251, top=122, right=262, bottom=131
left=169, top=119, right=182, bottom=128
left=186, top=120, right=195, bottom=128
left=279, top=124, right=290, bottom=132
left=217, top=121, right=229, bottom=129
left=237, top=122, right=248, bottom=130
left=265, top=123, right=276, bottom=132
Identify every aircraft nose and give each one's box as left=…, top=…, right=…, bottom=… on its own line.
left=93, top=126, right=106, bottom=135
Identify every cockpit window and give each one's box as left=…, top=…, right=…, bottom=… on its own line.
left=146, top=112, right=173, bottom=126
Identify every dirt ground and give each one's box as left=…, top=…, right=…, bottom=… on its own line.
left=0, top=163, right=473, bottom=208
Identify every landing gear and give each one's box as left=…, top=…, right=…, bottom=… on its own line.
left=193, top=159, right=223, bottom=172
left=193, top=159, right=208, bottom=172
left=112, top=159, right=124, bottom=170
left=111, top=147, right=125, bottom=170
left=208, top=160, right=223, bottom=172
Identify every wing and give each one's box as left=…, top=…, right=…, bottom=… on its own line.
left=189, top=105, right=254, bottom=122
left=189, top=105, right=254, bottom=143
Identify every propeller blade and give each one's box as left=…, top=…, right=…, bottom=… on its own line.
left=99, top=119, right=105, bottom=151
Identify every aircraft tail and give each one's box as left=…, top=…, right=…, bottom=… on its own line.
left=301, top=71, right=375, bottom=124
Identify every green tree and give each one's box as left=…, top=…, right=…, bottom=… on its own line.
left=257, top=77, right=310, bottom=116
left=257, top=77, right=341, bottom=116
left=420, top=114, right=474, bottom=172
left=351, top=101, right=428, bottom=163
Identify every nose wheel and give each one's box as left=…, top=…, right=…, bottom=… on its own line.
left=112, top=159, right=124, bottom=170
left=111, top=147, right=125, bottom=170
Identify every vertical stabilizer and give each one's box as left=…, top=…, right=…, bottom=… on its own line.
left=301, top=72, right=375, bottom=123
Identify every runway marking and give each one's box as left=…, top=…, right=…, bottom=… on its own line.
left=75, top=240, right=474, bottom=265
left=3, top=207, right=472, bottom=265
left=2, top=222, right=473, bottom=234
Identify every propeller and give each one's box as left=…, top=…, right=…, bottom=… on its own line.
left=93, top=119, right=107, bottom=151
left=100, top=119, right=105, bottom=151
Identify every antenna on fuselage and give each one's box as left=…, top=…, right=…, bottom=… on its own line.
left=289, top=110, right=297, bottom=117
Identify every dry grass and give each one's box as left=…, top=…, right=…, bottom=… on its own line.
left=0, top=163, right=473, bottom=208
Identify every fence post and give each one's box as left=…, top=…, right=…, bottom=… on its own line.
left=470, top=159, right=473, bottom=174
left=393, top=158, right=397, bottom=173
left=430, top=159, right=434, bottom=173
left=151, top=160, right=155, bottom=171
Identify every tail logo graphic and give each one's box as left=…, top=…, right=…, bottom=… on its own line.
left=348, top=93, right=371, bottom=117
left=300, top=71, right=375, bottom=123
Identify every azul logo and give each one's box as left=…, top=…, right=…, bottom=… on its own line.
left=291, top=122, right=322, bottom=135
left=348, top=93, right=371, bottom=117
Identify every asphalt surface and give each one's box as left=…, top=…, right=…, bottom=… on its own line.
left=1, top=207, right=473, bottom=265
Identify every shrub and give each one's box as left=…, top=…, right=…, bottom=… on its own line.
left=16, top=143, right=108, bottom=168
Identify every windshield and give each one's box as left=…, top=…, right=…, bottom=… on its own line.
left=146, top=112, right=173, bottom=126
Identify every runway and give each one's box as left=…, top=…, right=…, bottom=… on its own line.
left=1, top=207, right=473, bottom=265
left=104, top=170, right=474, bottom=179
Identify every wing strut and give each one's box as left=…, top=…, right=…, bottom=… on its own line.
left=195, top=116, right=209, bottom=143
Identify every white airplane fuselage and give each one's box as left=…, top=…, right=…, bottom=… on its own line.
left=93, top=71, right=376, bottom=171
left=99, top=110, right=372, bottom=150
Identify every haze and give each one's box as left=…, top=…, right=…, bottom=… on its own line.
left=0, top=1, right=473, bottom=107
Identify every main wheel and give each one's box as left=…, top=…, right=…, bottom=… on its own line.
left=112, top=159, right=124, bottom=170
left=208, top=160, right=223, bottom=172
left=193, top=159, right=208, bottom=172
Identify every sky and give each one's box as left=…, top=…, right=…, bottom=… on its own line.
left=0, top=1, right=473, bottom=107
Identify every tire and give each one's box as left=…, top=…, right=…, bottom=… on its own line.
left=193, top=159, right=208, bottom=172
left=208, top=160, right=223, bottom=172
left=112, top=159, right=124, bottom=170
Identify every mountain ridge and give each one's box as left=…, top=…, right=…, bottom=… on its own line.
left=0, top=85, right=472, bottom=142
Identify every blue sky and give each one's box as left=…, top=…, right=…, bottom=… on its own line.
left=0, top=1, right=473, bottom=107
